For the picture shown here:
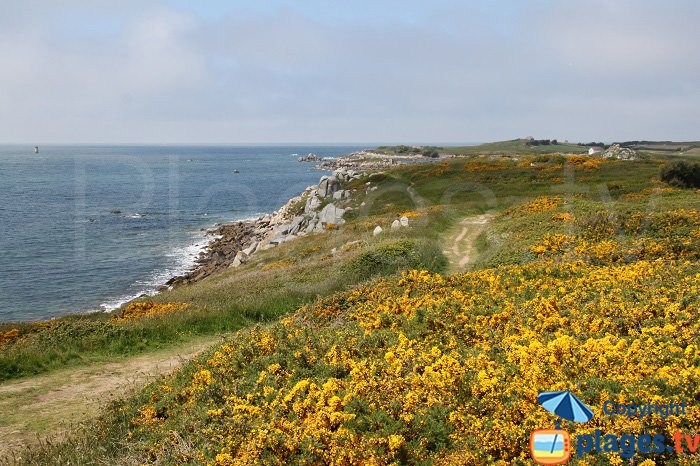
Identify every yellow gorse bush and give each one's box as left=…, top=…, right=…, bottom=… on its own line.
left=520, top=196, right=563, bottom=213
left=621, top=187, right=679, bottom=201
left=112, top=301, right=188, bottom=322
left=567, top=155, right=606, bottom=170
left=122, top=203, right=700, bottom=464
left=552, top=212, right=576, bottom=222
left=0, top=328, right=21, bottom=347
left=261, top=258, right=297, bottom=271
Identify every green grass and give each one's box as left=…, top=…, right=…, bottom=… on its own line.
left=0, top=173, right=450, bottom=382
left=3, top=150, right=693, bottom=383
left=10, top=148, right=700, bottom=465
left=0, top=234, right=441, bottom=382
left=379, top=139, right=700, bottom=157
left=444, top=139, right=589, bottom=155
left=377, top=139, right=589, bottom=156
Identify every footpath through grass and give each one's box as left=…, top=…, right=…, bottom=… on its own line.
left=0, top=335, right=219, bottom=459
left=8, top=151, right=700, bottom=464
left=0, top=152, right=684, bottom=384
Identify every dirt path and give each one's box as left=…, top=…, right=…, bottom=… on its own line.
left=444, top=214, right=492, bottom=271
left=0, top=336, right=223, bottom=458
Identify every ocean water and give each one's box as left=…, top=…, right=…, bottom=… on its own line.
left=0, top=145, right=363, bottom=322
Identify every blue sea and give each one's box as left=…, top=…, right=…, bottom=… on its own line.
left=0, top=145, right=364, bottom=322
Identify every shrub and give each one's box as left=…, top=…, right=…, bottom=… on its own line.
left=660, top=160, right=700, bottom=188
left=112, top=302, right=189, bottom=322
left=532, top=154, right=566, bottom=164
left=345, top=239, right=445, bottom=281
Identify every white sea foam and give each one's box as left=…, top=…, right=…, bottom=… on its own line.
left=99, top=212, right=266, bottom=312
left=99, top=231, right=210, bottom=312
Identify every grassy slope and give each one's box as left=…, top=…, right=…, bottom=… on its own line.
left=379, top=139, right=700, bottom=157
left=0, top=336, right=218, bottom=458
left=377, top=139, right=589, bottom=156
left=444, top=139, right=589, bottom=155
left=13, top=151, right=700, bottom=464
left=0, top=177, right=445, bottom=382
left=1, top=151, right=624, bottom=382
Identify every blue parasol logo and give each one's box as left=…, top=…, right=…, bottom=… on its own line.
left=538, top=390, right=595, bottom=425
left=531, top=390, right=593, bottom=464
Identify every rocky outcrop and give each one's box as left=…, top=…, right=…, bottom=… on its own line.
left=600, top=144, right=639, bottom=161
left=318, top=203, right=346, bottom=227
left=165, top=167, right=363, bottom=288
left=297, top=153, right=320, bottom=162
left=165, top=220, right=263, bottom=286
left=314, top=150, right=409, bottom=171
left=162, top=150, right=440, bottom=291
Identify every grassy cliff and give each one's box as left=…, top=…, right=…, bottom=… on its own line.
left=6, top=150, right=700, bottom=464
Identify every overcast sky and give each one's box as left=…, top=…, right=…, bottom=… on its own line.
left=0, top=0, right=698, bottom=144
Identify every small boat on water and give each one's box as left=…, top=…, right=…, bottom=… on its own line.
left=232, top=169, right=240, bottom=173
left=33, top=146, right=39, bottom=154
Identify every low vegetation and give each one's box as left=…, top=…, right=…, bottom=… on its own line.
left=375, top=145, right=442, bottom=158
left=660, top=160, right=700, bottom=188
left=4, top=148, right=700, bottom=464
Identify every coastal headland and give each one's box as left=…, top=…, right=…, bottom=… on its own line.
left=2, top=140, right=699, bottom=463
left=164, top=149, right=436, bottom=288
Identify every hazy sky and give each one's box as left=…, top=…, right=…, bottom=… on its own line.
left=1, top=0, right=698, bottom=144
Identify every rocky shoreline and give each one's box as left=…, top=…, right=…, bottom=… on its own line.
left=313, top=149, right=433, bottom=171
left=162, top=148, right=438, bottom=289
left=163, top=166, right=365, bottom=288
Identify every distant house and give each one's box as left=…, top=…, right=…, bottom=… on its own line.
left=588, top=147, right=604, bottom=155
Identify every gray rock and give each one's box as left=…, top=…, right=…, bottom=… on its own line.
left=327, top=179, right=341, bottom=196
left=231, top=250, right=247, bottom=268
left=269, top=235, right=287, bottom=245
left=306, top=195, right=322, bottom=212
left=400, top=216, right=409, bottom=227
left=298, top=153, right=319, bottom=162
left=373, top=225, right=383, bottom=236
left=305, top=218, right=318, bottom=233
left=318, top=203, right=346, bottom=226
left=318, top=177, right=330, bottom=197
left=242, top=241, right=258, bottom=256
left=288, top=216, right=306, bottom=235
left=600, top=144, right=639, bottom=160
left=333, top=189, right=345, bottom=200
left=391, top=219, right=401, bottom=230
